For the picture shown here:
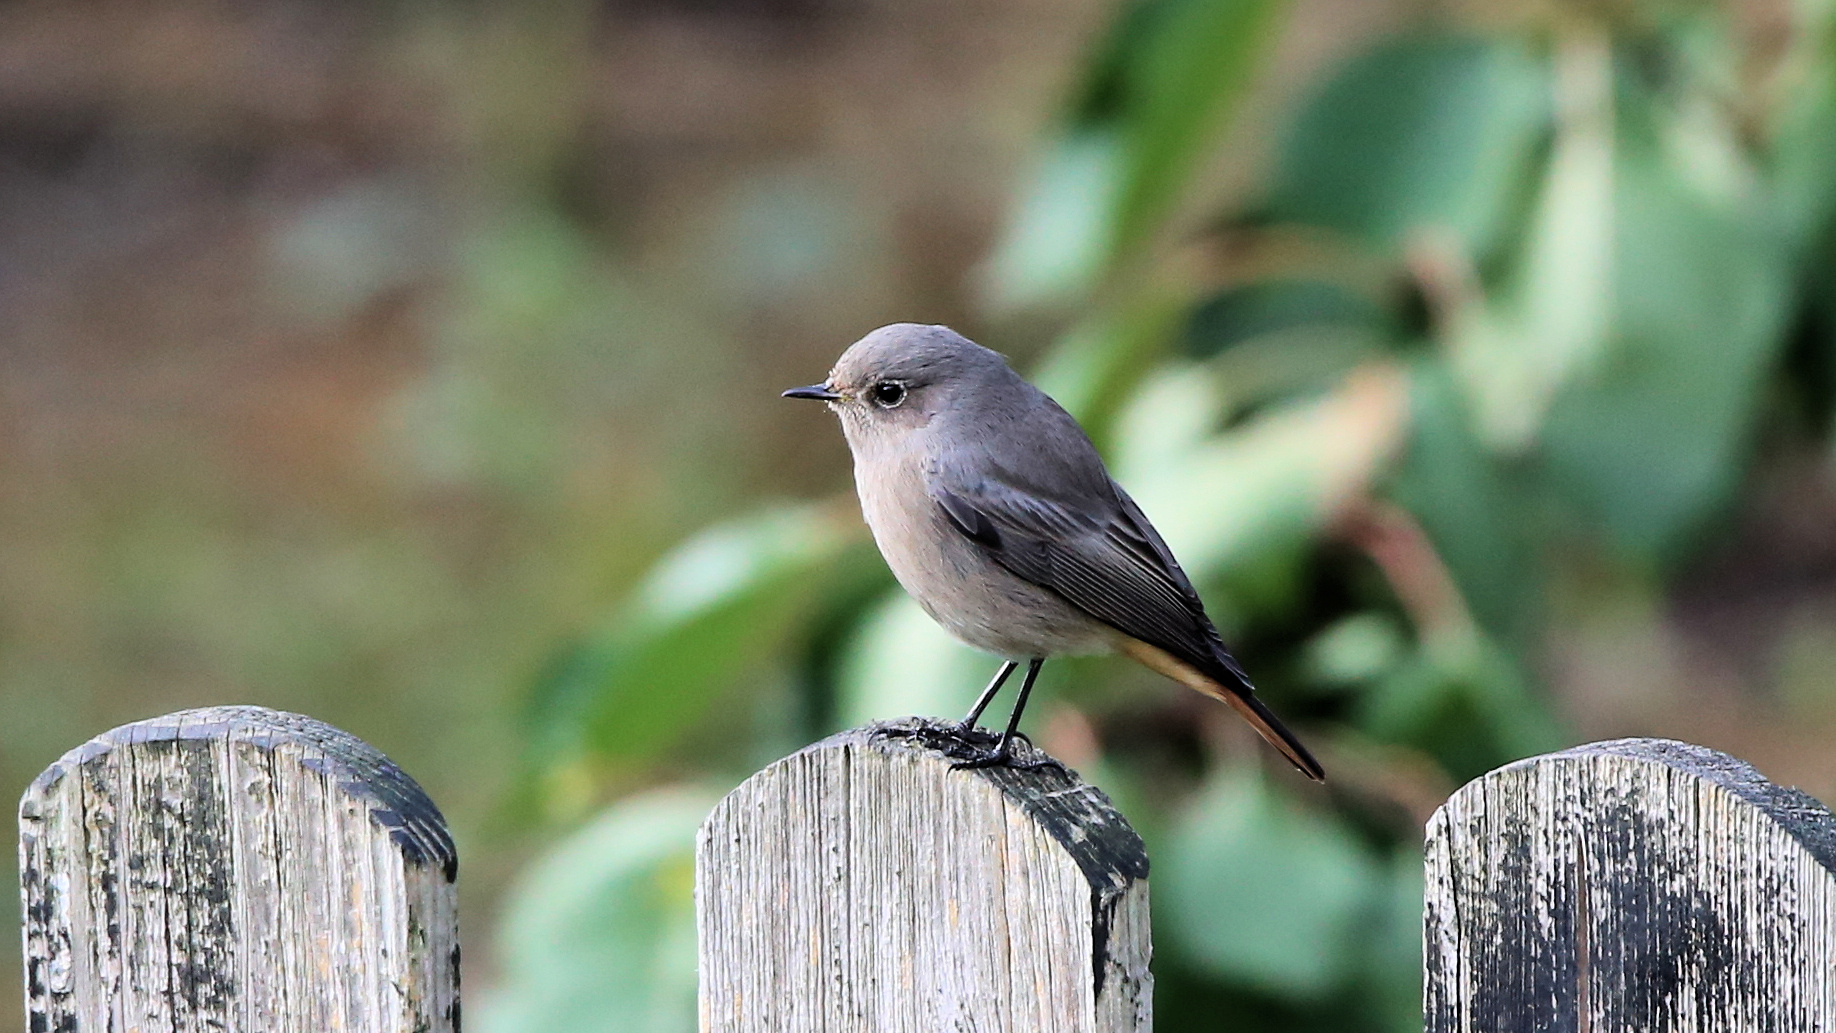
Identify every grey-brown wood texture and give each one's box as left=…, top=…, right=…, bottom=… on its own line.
left=1426, top=737, right=1836, bottom=1032
left=18, top=706, right=459, bottom=1033
left=696, top=718, right=1151, bottom=1033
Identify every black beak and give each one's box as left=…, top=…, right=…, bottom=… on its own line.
left=782, top=384, right=842, bottom=401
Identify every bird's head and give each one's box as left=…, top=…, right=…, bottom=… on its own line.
left=782, top=323, right=1014, bottom=454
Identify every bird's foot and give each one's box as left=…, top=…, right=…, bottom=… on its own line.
left=1009, top=752, right=1069, bottom=774
left=949, top=744, right=1013, bottom=771
left=948, top=733, right=1066, bottom=774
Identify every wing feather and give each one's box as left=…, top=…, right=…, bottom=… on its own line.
left=928, top=467, right=1323, bottom=781
left=931, top=478, right=1246, bottom=693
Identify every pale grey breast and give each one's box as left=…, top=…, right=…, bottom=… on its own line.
left=853, top=426, right=1111, bottom=660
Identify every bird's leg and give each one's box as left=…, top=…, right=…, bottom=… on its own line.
left=959, top=660, right=1018, bottom=729
left=998, top=658, right=1044, bottom=748
left=954, top=657, right=1059, bottom=771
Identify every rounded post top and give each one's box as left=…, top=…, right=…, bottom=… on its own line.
left=1464, top=736, right=1836, bottom=875
left=783, top=715, right=1149, bottom=886
left=1425, top=735, right=1836, bottom=1031
left=23, top=704, right=456, bottom=879
left=698, top=716, right=1155, bottom=1029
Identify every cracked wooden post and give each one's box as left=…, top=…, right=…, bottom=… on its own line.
left=1425, top=737, right=1836, bottom=1031
left=18, top=706, right=459, bottom=1033
left=696, top=717, right=1151, bottom=1032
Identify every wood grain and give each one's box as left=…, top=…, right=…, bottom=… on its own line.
left=18, top=705, right=459, bottom=1033
left=696, top=717, right=1151, bottom=1033
left=1425, top=737, right=1836, bottom=1032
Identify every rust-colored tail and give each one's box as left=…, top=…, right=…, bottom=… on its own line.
left=1116, top=637, right=1325, bottom=782
left=1216, top=686, right=1325, bottom=783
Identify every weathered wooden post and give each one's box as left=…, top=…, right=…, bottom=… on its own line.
left=696, top=717, right=1151, bottom=1032
left=1425, top=737, right=1836, bottom=1030
left=18, top=705, right=459, bottom=1033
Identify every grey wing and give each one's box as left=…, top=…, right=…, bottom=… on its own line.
left=932, top=473, right=1253, bottom=696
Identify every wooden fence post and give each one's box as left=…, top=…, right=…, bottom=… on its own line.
left=18, top=705, right=459, bottom=1033
left=1425, top=737, right=1836, bottom=1031
left=696, top=716, right=1151, bottom=1032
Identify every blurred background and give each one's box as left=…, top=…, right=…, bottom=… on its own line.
left=5, top=0, right=1836, bottom=1028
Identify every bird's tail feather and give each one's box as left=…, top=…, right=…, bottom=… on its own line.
left=1114, top=636, right=1325, bottom=782
left=1215, top=687, right=1325, bottom=783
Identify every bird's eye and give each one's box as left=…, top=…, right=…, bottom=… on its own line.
left=870, top=381, right=907, bottom=409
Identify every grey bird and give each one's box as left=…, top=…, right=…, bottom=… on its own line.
left=784, top=323, right=1324, bottom=781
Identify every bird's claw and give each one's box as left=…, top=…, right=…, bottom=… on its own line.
left=948, top=732, right=1067, bottom=774
left=950, top=747, right=1014, bottom=771
left=1010, top=754, right=1070, bottom=774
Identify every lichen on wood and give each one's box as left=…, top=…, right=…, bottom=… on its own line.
left=1425, top=736, right=1836, bottom=1032
left=18, top=705, right=459, bottom=1033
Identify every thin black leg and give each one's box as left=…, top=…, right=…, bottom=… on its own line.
left=952, top=657, right=1050, bottom=770
left=960, top=660, right=1018, bottom=728
left=995, top=657, right=1045, bottom=749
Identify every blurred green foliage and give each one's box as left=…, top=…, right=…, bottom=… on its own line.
left=484, top=1, right=1836, bottom=1030
left=481, top=787, right=715, bottom=1033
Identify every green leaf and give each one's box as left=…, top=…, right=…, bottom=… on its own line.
left=1114, top=366, right=1406, bottom=614
left=1358, top=849, right=1426, bottom=1033
left=1030, top=289, right=1192, bottom=447
left=833, top=590, right=992, bottom=729
left=1104, top=0, right=1288, bottom=260
left=984, top=0, right=1286, bottom=307
left=478, top=787, right=716, bottom=1033
left=1185, top=280, right=1388, bottom=360
left=1185, top=280, right=1394, bottom=418
left=1541, top=145, right=1793, bottom=562
left=1159, top=766, right=1383, bottom=999
left=528, top=506, right=855, bottom=773
left=1444, top=29, right=1614, bottom=451
left=1301, top=612, right=1407, bottom=691
left=1355, top=636, right=1563, bottom=783
left=1760, top=0, right=1836, bottom=249
left=1387, top=365, right=1535, bottom=641
left=1268, top=35, right=1547, bottom=253
left=981, top=130, right=1125, bottom=310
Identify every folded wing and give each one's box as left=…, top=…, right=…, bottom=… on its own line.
left=932, top=470, right=1323, bottom=781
